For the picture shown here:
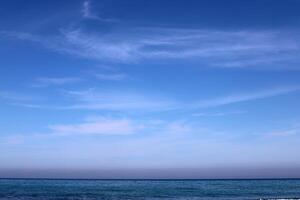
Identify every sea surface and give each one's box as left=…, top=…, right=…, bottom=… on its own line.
left=0, top=179, right=300, bottom=200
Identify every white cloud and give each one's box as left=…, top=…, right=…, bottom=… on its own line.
left=4, top=89, right=177, bottom=112
left=264, top=124, right=300, bottom=137
left=267, top=129, right=298, bottom=137
left=0, top=135, right=25, bottom=145
left=82, top=0, right=94, bottom=19
left=9, top=103, right=45, bottom=108
left=7, top=85, right=300, bottom=111
left=63, top=89, right=177, bottom=111
left=81, top=0, right=117, bottom=22
left=0, top=91, right=35, bottom=101
left=48, top=117, right=206, bottom=136
left=165, top=122, right=192, bottom=134
left=59, top=29, right=138, bottom=62
left=2, top=28, right=300, bottom=69
left=95, top=73, right=126, bottom=81
left=0, top=31, right=40, bottom=42
left=193, top=86, right=300, bottom=108
left=193, top=110, right=246, bottom=117
left=49, top=119, right=141, bottom=135
left=33, top=77, right=82, bottom=87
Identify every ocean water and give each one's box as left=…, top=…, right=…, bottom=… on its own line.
left=0, top=179, right=300, bottom=200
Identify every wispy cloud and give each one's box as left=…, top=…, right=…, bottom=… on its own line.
left=2, top=28, right=300, bottom=69
left=10, top=103, right=45, bottom=109
left=7, top=85, right=300, bottom=112
left=32, top=77, right=82, bottom=87
left=193, top=110, right=246, bottom=117
left=0, top=31, right=40, bottom=42
left=48, top=116, right=206, bottom=136
left=0, top=91, right=35, bottom=101
left=49, top=118, right=142, bottom=135
left=0, top=135, right=25, bottom=145
left=165, top=122, right=193, bottom=134
left=94, top=73, right=126, bottom=81
left=3, top=88, right=177, bottom=112
left=82, top=0, right=94, bottom=19
left=81, top=0, right=116, bottom=22
left=194, top=86, right=300, bottom=108
left=63, top=89, right=177, bottom=111
left=267, top=129, right=299, bottom=137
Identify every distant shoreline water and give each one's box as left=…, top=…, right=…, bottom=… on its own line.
left=1, top=178, right=300, bottom=181
left=1, top=179, right=300, bottom=199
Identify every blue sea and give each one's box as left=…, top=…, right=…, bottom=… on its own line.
left=0, top=179, right=300, bottom=200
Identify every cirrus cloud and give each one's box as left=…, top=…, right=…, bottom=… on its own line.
left=2, top=28, right=300, bottom=69
left=49, top=119, right=142, bottom=135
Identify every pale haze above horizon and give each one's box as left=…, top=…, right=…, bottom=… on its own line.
left=1, top=0, right=300, bottom=178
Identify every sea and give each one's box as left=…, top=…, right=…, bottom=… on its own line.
left=0, top=179, right=300, bottom=200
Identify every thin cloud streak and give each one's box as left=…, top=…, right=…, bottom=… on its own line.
left=82, top=0, right=94, bottom=19
left=95, top=73, right=126, bottom=81
left=267, top=129, right=298, bottom=137
left=0, top=91, right=36, bottom=101
left=64, top=89, right=177, bottom=111
left=50, top=119, right=141, bottom=135
left=194, top=86, right=300, bottom=108
left=4, top=89, right=165, bottom=114
left=1, top=28, right=300, bottom=69
left=81, top=0, right=117, bottom=22
left=192, top=110, right=246, bottom=117
left=48, top=117, right=204, bottom=136
left=6, top=85, right=300, bottom=112
left=33, top=77, right=82, bottom=87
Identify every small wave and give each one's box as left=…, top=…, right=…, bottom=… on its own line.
left=260, top=199, right=300, bottom=200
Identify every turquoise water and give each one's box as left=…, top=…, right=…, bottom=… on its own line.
left=0, top=179, right=300, bottom=199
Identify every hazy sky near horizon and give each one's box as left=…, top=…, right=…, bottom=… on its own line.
left=1, top=0, right=300, bottom=177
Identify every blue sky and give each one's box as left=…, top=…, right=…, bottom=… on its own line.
left=1, top=0, right=300, bottom=176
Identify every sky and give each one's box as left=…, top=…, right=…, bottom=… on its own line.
left=1, top=0, right=300, bottom=178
